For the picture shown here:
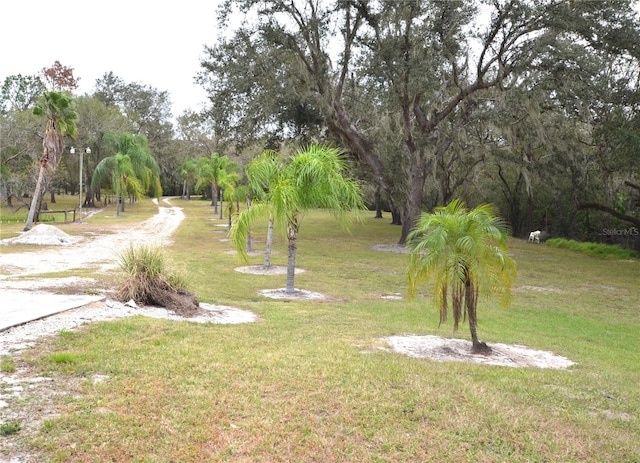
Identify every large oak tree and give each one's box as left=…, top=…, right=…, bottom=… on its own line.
left=200, top=0, right=640, bottom=243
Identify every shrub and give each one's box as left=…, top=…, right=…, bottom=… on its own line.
left=116, top=245, right=200, bottom=316
left=546, top=238, right=640, bottom=259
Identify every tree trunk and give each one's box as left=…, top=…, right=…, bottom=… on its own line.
left=24, top=165, right=46, bottom=231
left=264, top=213, right=275, bottom=268
left=390, top=203, right=402, bottom=226
left=285, top=218, right=299, bottom=293
left=245, top=192, right=252, bottom=252
left=374, top=186, right=383, bottom=219
left=466, top=275, right=491, bottom=354
left=116, top=183, right=122, bottom=217
left=399, top=148, right=428, bottom=245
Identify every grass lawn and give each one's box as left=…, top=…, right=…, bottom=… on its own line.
left=4, top=198, right=640, bottom=462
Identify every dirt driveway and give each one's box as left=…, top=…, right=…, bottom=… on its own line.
left=0, top=197, right=184, bottom=285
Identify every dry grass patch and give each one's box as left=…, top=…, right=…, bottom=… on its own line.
left=1, top=201, right=638, bottom=462
left=116, top=244, right=201, bottom=317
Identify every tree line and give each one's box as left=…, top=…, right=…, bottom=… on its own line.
left=1, top=1, right=639, bottom=250
left=200, top=0, right=640, bottom=249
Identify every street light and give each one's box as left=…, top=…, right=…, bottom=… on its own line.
left=70, top=147, right=91, bottom=223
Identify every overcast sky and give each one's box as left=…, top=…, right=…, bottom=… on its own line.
left=0, top=0, right=225, bottom=117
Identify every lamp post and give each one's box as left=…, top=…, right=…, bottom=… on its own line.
left=70, top=147, right=91, bottom=223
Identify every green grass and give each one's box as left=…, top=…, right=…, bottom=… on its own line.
left=0, top=356, right=16, bottom=373
left=0, top=195, right=82, bottom=225
left=546, top=237, right=640, bottom=259
left=0, top=421, right=21, bottom=437
left=7, top=198, right=640, bottom=462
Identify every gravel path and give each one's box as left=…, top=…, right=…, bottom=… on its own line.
left=0, top=197, right=257, bottom=354
left=0, top=198, right=184, bottom=280
left=1, top=198, right=259, bottom=462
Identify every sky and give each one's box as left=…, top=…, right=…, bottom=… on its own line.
left=0, top=0, right=226, bottom=117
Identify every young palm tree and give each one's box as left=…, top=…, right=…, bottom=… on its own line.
left=196, top=153, right=239, bottom=214
left=91, top=133, right=161, bottom=216
left=177, top=159, right=198, bottom=200
left=228, top=184, right=250, bottom=234
left=407, top=199, right=517, bottom=354
left=243, top=150, right=285, bottom=268
left=24, top=91, right=79, bottom=230
left=217, top=163, right=241, bottom=220
left=231, top=144, right=365, bottom=293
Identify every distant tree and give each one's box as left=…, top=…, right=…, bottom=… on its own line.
left=91, top=133, right=161, bottom=216
left=242, top=149, right=286, bottom=268
left=0, top=104, right=43, bottom=207
left=217, top=162, right=241, bottom=221
left=407, top=199, right=517, bottom=354
left=71, top=95, right=133, bottom=206
left=175, top=110, right=220, bottom=156
left=0, top=74, right=45, bottom=113
left=94, top=72, right=126, bottom=108
left=196, top=153, right=239, bottom=213
left=41, top=61, right=80, bottom=91
left=94, top=72, right=176, bottom=192
left=206, top=0, right=640, bottom=246
left=24, top=91, right=78, bottom=230
left=231, top=144, right=365, bottom=294
left=177, top=159, right=198, bottom=200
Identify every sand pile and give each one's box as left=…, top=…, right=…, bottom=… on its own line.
left=1, top=224, right=81, bottom=246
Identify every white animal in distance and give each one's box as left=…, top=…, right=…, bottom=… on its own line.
left=528, top=230, right=541, bottom=243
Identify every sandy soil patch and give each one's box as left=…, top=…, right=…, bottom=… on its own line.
left=371, top=243, right=410, bottom=253
left=234, top=265, right=305, bottom=275
left=258, top=288, right=325, bottom=300
left=379, top=335, right=575, bottom=369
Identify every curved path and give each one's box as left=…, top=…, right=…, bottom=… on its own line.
left=0, top=198, right=185, bottom=331
left=0, top=198, right=184, bottom=282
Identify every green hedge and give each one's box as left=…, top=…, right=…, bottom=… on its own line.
left=545, top=237, right=640, bottom=259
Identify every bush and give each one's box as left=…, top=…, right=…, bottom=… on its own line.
left=545, top=238, right=640, bottom=259
left=116, top=245, right=200, bottom=316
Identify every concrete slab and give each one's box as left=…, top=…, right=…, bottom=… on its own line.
left=0, top=291, right=105, bottom=332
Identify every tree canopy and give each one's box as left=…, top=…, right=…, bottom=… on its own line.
left=200, top=0, right=640, bottom=247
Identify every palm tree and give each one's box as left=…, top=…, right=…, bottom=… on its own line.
left=91, top=133, right=161, bottom=216
left=217, top=162, right=241, bottom=220
left=24, top=91, right=79, bottom=230
left=231, top=144, right=365, bottom=293
left=407, top=199, right=517, bottom=354
left=177, top=159, right=197, bottom=200
left=196, top=153, right=239, bottom=214
left=243, top=150, right=284, bottom=268
left=228, top=184, right=250, bottom=233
